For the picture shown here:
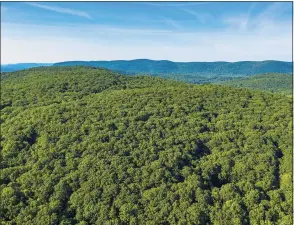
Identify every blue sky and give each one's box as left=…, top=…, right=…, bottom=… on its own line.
left=1, top=2, right=292, bottom=63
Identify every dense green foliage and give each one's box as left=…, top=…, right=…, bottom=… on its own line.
left=220, top=73, right=293, bottom=96
left=54, top=59, right=293, bottom=83
left=1, top=66, right=292, bottom=224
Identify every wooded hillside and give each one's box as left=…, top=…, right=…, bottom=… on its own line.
left=1, top=67, right=292, bottom=225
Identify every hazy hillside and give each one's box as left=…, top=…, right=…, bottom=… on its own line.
left=53, top=59, right=293, bottom=83
left=1, top=66, right=292, bottom=224
left=219, top=73, right=293, bottom=96
left=2, top=60, right=292, bottom=84
left=1, top=63, right=53, bottom=72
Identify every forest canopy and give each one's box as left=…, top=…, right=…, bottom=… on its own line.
left=0, top=66, right=292, bottom=224
left=219, top=73, right=293, bottom=96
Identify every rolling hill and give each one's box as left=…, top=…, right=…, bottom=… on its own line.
left=2, top=60, right=292, bottom=84
left=1, top=66, right=292, bottom=224
left=53, top=59, right=293, bottom=83
left=1, top=63, right=53, bottom=72
left=219, top=73, right=293, bottom=96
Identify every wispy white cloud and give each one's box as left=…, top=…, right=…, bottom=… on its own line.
left=180, top=8, right=213, bottom=24
left=2, top=31, right=291, bottom=64
left=222, top=2, right=256, bottom=32
left=140, top=2, right=208, bottom=7
left=256, top=2, right=284, bottom=21
left=2, top=22, right=172, bottom=37
left=223, top=14, right=251, bottom=32
left=234, top=2, right=256, bottom=31
left=222, top=2, right=291, bottom=33
left=1, top=20, right=292, bottom=64
left=26, top=2, right=92, bottom=19
left=143, top=2, right=212, bottom=24
left=254, top=3, right=292, bottom=35
left=163, top=18, right=182, bottom=30
left=2, top=2, right=292, bottom=63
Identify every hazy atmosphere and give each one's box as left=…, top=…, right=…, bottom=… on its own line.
left=1, top=1, right=292, bottom=63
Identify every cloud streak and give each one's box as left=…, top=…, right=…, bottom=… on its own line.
left=26, top=2, right=92, bottom=19
left=2, top=32, right=291, bottom=64
left=222, top=2, right=291, bottom=33
left=140, top=2, right=208, bottom=7
left=143, top=2, right=212, bottom=24
left=2, top=2, right=292, bottom=63
left=257, top=2, right=284, bottom=21
left=231, top=2, right=257, bottom=31
left=180, top=8, right=213, bottom=24
left=2, top=20, right=292, bottom=64
left=163, top=18, right=182, bottom=30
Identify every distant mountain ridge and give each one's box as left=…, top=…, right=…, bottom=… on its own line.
left=2, top=60, right=292, bottom=83
left=1, top=63, right=53, bottom=72
left=53, top=59, right=292, bottom=74
left=53, top=59, right=293, bottom=83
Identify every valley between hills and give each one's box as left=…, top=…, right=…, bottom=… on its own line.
left=0, top=66, right=292, bottom=224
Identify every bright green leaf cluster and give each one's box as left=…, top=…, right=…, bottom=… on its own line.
left=0, top=67, right=292, bottom=224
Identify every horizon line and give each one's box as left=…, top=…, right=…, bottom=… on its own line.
left=2, top=59, right=292, bottom=65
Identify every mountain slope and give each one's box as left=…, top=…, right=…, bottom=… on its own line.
left=219, top=73, right=293, bottom=96
left=53, top=59, right=293, bottom=83
left=1, top=66, right=292, bottom=225
left=1, top=63, right=53, bottom=72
